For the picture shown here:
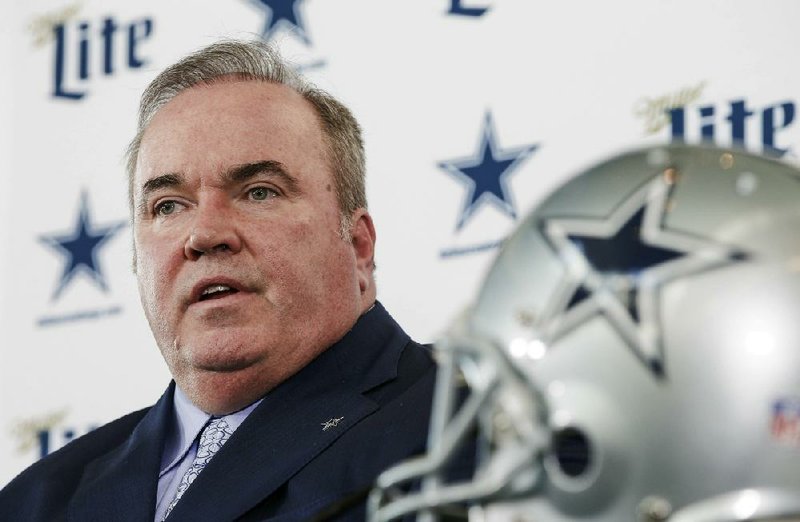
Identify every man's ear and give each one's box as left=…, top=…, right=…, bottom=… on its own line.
left=349, top=209, right=376, bottom=295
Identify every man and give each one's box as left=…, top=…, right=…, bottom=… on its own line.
left=0, top=40, right=435, bottom=521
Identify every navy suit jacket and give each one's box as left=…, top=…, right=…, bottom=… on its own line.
left=0, top=303, right=435, bottom=521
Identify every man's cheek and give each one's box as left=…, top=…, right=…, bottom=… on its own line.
left=136, top=261, right=165, bottom=311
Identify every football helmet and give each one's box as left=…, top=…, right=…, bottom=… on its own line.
left=370, top=145, right=800, bottom=521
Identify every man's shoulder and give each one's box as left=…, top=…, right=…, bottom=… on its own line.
left=334, top=336, right=437, bottom=469
left=403, top=339, right=435, bottom=370
left=366, top=338, right=434, bottom=402
left=27, top=406, right=150, bottom=472
left=0, top=406, right=152, bottom=520
left=334, top=302, right=435, bottom=396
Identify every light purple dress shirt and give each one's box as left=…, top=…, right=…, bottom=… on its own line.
left=154, top=386, right=262, bottom=521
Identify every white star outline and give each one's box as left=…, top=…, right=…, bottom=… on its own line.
left=538, top=172, right=743, bottom=375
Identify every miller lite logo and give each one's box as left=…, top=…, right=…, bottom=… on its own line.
left=669, top=98, right=796, bottom=158
left=30, top=5, right=155, bottom=101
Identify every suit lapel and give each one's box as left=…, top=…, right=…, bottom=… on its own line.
left=169, top=303, right=410, bottom=521
left=67, top=385, right=174, bottom=522
left=169, top=375, right=377, bottom=521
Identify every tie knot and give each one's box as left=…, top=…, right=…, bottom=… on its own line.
left=197, top=417, right=233, bottom=458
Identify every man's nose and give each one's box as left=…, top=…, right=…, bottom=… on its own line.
left=184, top=200, right=242, bottom=260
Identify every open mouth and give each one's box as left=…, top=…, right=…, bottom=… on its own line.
left=198, top=284, right=240, bottom=302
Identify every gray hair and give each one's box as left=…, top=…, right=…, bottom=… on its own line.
left=125, top=39, right=366, bottom=236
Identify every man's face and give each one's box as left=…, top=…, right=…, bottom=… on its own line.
left=133, top=80, right=375, bottom=414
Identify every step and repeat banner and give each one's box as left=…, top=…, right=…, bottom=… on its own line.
left=3, top=0, right=800, bottom=485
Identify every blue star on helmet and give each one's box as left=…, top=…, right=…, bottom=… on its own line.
left=40, top=191, right=126, bottom=301
left=439, top=112, right=537, bottom=231
left=249, top=0, right=310, bottom=44
left=539, top=173, right=744, bottom=377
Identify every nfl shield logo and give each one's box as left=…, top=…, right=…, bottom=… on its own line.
left=771, top=398, right=800, bottom=445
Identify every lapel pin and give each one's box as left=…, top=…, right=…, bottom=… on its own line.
left=321, top=417, right=344, bottom=431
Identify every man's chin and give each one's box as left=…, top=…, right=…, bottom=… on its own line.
left=177, top=364, right=276, bottom=415
left=173, top=332, right=265, bottom=373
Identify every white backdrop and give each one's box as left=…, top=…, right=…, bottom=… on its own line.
left=3, top=0, right=800, bottom=485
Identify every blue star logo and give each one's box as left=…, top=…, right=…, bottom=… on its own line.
left=249, top=0, right=310, bottom=44
left=40, top=191, right=126, bottom=301
left=539, top=173, right=745, bottom=376
left=439, top=112, right=537, bottom=231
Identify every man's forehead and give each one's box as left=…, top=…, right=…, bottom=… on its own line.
left=138, top=81, right=323, bottom=157
left=152, top=79, right=311, bottom=123
left=140, top=81, right=314, bottom=147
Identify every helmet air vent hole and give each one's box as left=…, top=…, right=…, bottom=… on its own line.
left=552, top=426, right=591, bottom=477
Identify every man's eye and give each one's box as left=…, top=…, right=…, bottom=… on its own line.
left=249, top=187, right=277, bottom=201
left=155, top=201, right=178, bottom=216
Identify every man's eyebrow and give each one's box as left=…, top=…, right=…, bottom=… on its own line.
left=225, top=160, right=300, bottom=195
left=140, top=173, right=185, bottom=199
left=137, top=173, right=184, bottom=213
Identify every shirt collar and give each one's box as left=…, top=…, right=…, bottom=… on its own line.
left=159, top=385, right=262, bottom=476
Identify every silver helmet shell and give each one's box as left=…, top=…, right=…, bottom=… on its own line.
left=371, top=145, right=800, bottom=521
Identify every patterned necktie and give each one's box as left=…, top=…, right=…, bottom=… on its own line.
left=162, top=417, right=233, bottom=520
